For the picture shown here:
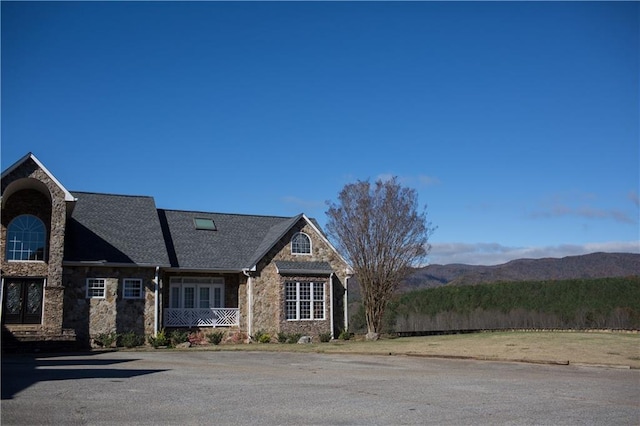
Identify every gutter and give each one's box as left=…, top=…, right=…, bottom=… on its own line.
left=242, top=268, right=254, bottom=339
left=344, top=271, right=351, bottom=333
left=329, top=273, right=334, bottom=339
left=154, top=266, right=160, bottom=336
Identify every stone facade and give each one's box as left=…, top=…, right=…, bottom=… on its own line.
left=63, top=266, right=157, bottom=345
left=1, top=157, right=69, bottom=338
left=2, top=155, right=350, bottom=348
left=250, top=220, right=348, bottom=339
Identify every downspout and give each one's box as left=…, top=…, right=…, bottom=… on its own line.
left=154, top=266, right=160, bottom=336
left=344, top=274, right=350, bottom=333
left=329, top=273, right=334, bottom=339
left=242, top=268, right=253, bottom=339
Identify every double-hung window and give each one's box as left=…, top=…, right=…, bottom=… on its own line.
left=86, top=278, right=106, bottom=299
left=285, top=281, right=325, bottom=320
left=123, top=278, right=143, bottom=299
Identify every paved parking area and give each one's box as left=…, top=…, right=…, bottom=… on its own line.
left=2, top=350, right=639, bottom=425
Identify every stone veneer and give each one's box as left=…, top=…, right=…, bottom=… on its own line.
left=250, top=220, right=348, bottom=339
left=1, top=158, right=69, bottom=337
left=63, top=266, right=157, bottom=345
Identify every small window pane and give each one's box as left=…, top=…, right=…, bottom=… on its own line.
left=291, top=233, right=311, bottom=254
left=87, top=279, right=106, bottom=298
left=171, top=287, right=180, bottom=308
left=184, top=287, right=195, bottom=308
left=124, top=279, right=143, bottom=299
left=199, top=287, right=210, bottom=308
left=213, top=287, right=222, bottom=308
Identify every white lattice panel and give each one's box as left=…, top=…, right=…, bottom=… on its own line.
left=164, top=308, right=239, bottom=327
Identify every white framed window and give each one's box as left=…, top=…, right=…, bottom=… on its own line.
left=285, top=281, right=325, bottom=321
left=6, top=214, right=47, bottom=261
left=291, top=232, right=311, bottom=255
left=86, top=278, right=106, bottom=299
left=169, top=277, right=224, bottom=309
left=123, top=278, right=143, bottom=299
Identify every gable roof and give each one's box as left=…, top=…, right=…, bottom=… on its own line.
left=159, top=209, right=297, bottom=271
left=1, top=152, right=76, bottom=203
left=64, top=192, right=170, bottom=266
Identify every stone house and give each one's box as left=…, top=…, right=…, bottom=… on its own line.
left=1, top=153, right=352, bottom=347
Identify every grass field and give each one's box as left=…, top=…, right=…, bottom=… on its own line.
left=196, top=331, right=640, bottom=368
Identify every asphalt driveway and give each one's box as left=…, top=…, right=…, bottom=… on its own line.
left=2, top=350, right=638, bottom=425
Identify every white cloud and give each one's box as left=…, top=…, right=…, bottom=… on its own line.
left=427, top=241, right=640, bottom=266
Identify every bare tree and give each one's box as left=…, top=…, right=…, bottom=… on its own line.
left=326, top=177, right=435, bottom=340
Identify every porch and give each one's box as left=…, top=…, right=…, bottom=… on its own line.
left=164, top=308, right=240, bottom=327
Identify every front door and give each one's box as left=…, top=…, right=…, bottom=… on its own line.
left=3, top=278, right=44, bottom=324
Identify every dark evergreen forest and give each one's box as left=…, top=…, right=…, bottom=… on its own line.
left=349, top=277, right=640, bottom=333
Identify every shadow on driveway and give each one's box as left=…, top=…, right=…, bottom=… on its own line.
left=1, top=351, right=166, bottom=400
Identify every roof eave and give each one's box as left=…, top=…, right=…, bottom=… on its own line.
left=63, top=261, right=171, bottom=268
left=2, top=152, right=77, bottom=202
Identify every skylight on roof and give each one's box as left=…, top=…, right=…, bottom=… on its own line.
left=194, top=218, right=216, bottom=231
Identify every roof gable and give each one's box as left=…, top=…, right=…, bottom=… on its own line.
left=1, top=152, right=75, bottom=202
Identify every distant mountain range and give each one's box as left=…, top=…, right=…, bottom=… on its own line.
left=401, top=252, right=640, bottom=290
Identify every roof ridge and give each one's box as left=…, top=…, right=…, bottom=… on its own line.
left=158, top=208, right=292, bottom=219
left=72, top=190, right=155, bottom=199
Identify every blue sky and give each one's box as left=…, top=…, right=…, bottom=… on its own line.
left=2, top=2, right=638, bottom=265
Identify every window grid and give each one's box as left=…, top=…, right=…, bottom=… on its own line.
left=285, top=281, right=325, bottom=321
left=6, top=215, right=46, bottom=261
left=291, top=233, right=311, bottom=255
left=123, top=279, right=143, bottom=299
left=86, top=278, right=106, bottom=299
left=169, top=277, right=225, bottom=309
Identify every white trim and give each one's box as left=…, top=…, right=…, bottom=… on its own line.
left=285, top=280, right=326, bottom=321
left=243, top=268, right=253, bottom=339
left=154, top=266, right=160, bottom=336
left=86, top=278, right=106, bottom=299
left=5, top=214, right=47, bottom=261
left=301, top=214, right=352, bottom=273
left=329, top=273, right=334, bottom=338
left=344, top=275, right=349, bottom=332
left=0, top=277, right=3, bottom=320
left=123, top=278, right=144, bottom=299
left=1, top=153, right=76, bottom=202
left=169, top=277, right=225, bottom=309
left=291, top=232, right=312, bottom=255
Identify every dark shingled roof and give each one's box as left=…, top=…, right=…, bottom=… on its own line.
left=64, top=192, right=170, bottom=266
left=274, top=261, right=333, bottom=275
left=63, top=191, right=326, bottom=271
left=158, top=209, right=305, bottom=271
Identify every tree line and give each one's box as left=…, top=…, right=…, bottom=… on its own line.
left=350, top=277, right=640, bottom=333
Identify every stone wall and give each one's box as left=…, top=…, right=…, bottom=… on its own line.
left=1, top=157, right=69, bottom=337
left=63, top=266, right=157, bottom=345
left=250, top=220, right=349, bottom=339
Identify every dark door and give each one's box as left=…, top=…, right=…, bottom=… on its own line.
left=3, top=278, right=44, bottom=324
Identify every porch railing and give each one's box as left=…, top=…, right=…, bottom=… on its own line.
left=164, top=308, right=240, bottom=327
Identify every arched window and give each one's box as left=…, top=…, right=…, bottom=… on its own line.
left=6, top=215, right=46, bottom=261
left=291, top=232, right=311, bottom=255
